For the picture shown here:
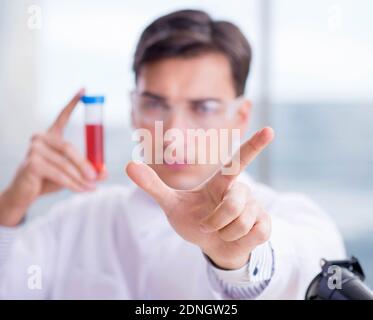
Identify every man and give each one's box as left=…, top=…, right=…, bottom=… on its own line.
left=0, top=9, right=344, bottom=299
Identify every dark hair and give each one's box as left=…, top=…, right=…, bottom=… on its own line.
left=133, top=9, right=252, bottom=96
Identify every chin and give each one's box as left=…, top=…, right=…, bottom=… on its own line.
left=157, top=171, right=200, bottom=190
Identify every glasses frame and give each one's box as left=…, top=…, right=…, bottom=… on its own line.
left=129, top=90, right=246, bottom=128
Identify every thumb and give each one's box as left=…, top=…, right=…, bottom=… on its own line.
left=125, top=161, right=175, bottom=209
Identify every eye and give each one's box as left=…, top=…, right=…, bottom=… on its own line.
left=141, top=97, right=167, bottom=111
left=192, top=101, right=221, bottom=114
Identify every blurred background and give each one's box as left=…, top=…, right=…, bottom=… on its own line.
left=0, top=0, right=372, bottom=287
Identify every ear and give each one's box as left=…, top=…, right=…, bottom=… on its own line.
left=234, top=99, right=252, bottom=138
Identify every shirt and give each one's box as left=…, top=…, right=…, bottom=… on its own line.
left=0, top=173, right=345, bottom=299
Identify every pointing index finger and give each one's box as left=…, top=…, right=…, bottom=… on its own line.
left=48, top=88, right=85, bottom=135
left=233, top=126, right=275, bottom=175
left=207, top=127, right=275, bottom=198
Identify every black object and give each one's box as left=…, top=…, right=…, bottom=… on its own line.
left=306, top=256, right=373, bottom=300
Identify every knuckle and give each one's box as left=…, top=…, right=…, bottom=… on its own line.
left=60, top=161, right=72, bottom=174
left=27, top=147, right=37, bottom=158
left=62, top=142, right=73, bottom=155
left=30, top=139, right=42, bottom=153
left=223, top=199, right=240, bottom=215
left=255, top=220, right=271, bottom=243
left=236, top=215, right=251, bottom=234
left=56, top=173, right=69, bottom=185
left=256, top=229, right=270, bottom=243
left=31, top=132, right=43, bottom=142
left=26, top=155, right=40, bottom=173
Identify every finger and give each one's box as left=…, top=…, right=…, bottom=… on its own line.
left=48, top=88, right=85, bottom=135
left=236, top=127, right=274, bottom=169
left=40, top=134, right=97, bottom=181
left=125, top=161, right=175, bottom=210
left=217, top=202, right=259, bottom=242
left=36, top=155, right=88, bottom=193
left=199, top=183, right=249, bottom=233
left=236, top=212, right=271, bottom=247
left=208, top=127, right=275, bottom=198
left=31, top=139, right=96, bottom=190
left=97, top=167, right=108, bottom=181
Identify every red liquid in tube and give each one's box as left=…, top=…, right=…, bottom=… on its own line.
left=85, top=124, right=104, bottom=174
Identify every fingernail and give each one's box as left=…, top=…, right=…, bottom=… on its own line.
left=78, top=88, right=85, bottom=96
left=200, top=224, right=210, bottom=233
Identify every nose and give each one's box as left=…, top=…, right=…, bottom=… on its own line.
left=162, top=108, right=190, bottom=159
left=163, top=107, right=190, bottom=133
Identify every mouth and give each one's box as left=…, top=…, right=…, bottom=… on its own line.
left=163, top=162, right=189, bottom=170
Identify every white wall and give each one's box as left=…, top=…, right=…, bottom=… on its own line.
left=0, top=0, right=42, bottom=184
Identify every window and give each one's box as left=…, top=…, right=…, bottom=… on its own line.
left=269, top=0, right=373, bottom=286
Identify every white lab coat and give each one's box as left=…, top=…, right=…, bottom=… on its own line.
left=0, top=174, right=345, bottom=299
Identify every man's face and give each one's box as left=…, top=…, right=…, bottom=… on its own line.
left=132, top=52, right=251, bottom=189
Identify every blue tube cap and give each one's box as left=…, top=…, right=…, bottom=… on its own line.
left=81, top=96, right=105, bottom=104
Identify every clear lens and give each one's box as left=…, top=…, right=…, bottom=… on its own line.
left=131, top=91, right=243, bottom=128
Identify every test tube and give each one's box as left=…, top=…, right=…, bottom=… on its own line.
left=81, top=95, right=105, bottom=174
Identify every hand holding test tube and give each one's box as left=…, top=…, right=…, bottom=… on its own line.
left=0, top=89, right=107, bottom=227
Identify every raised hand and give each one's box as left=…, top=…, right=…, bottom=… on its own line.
left=0, top=89, right=106, bottom=227
left=126, top=127, right=274, bottom=269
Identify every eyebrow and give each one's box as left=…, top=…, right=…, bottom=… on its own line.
left=140, top=91, right=223, bottom=104
left=190, top=98, right=223, bottom=104
left=140, top=91, right=166, bottom=100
